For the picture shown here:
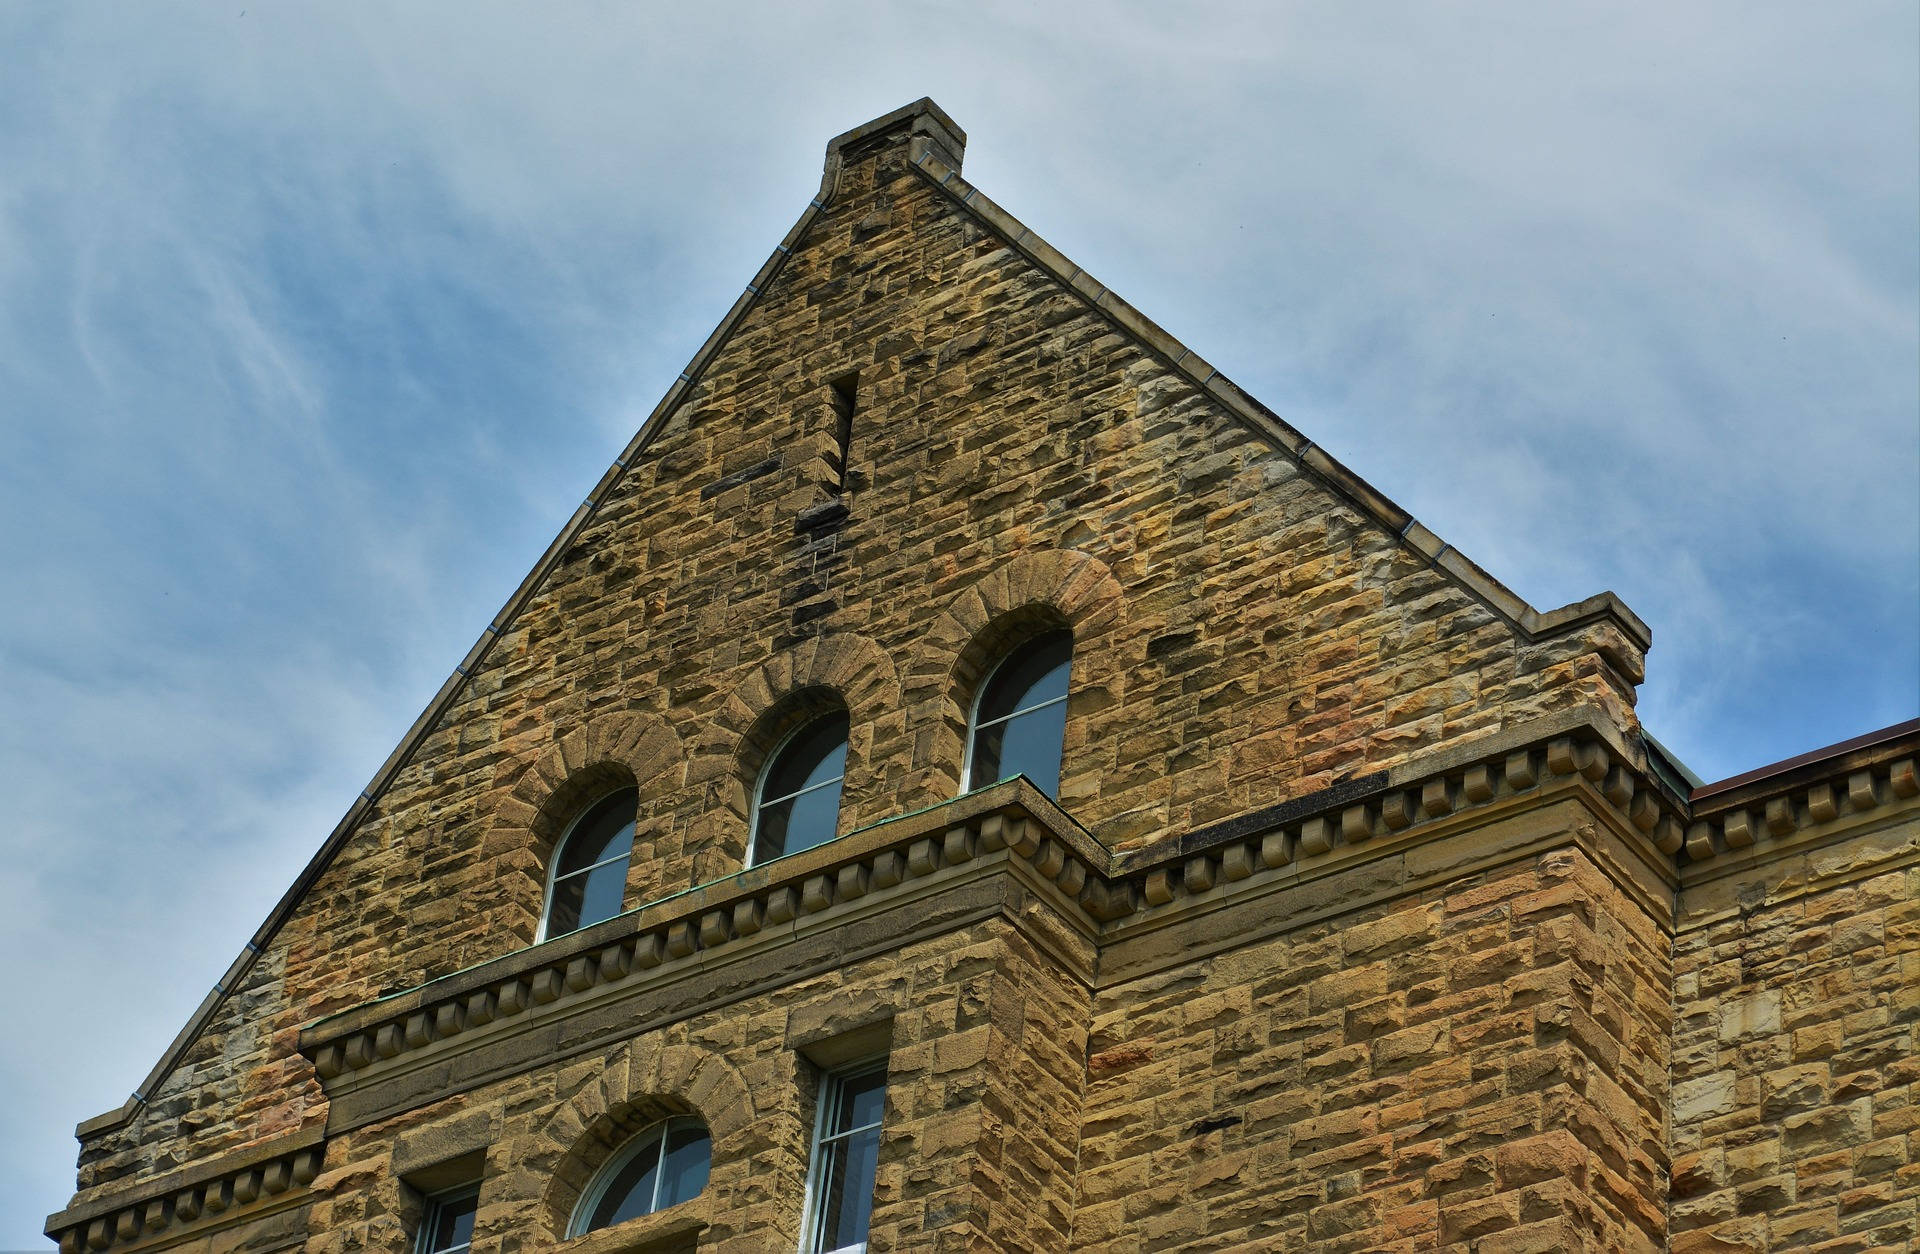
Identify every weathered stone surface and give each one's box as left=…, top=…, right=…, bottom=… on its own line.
left=51, top=99, right=1919, bottom=1254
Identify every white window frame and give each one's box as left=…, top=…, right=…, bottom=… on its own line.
left=567, top=1116, right=710, bottom=1237
left=962, top=633, right=1072, bottom=793
left=415, top=1186, right=479, bottom=1254
left=746, top=716, right=848, bottom=870
left=536, top=786, right=637, bottom=944
left=799, top=1060, right=888, bottom=1254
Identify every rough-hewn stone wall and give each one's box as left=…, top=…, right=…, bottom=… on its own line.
left=1670, top=816, right=1920, bottom=1252
left=1076, top=814, right=1672, bottom=1253
left=70, top=105, right=1636, bottom=1199
left=294, top=917, right=1087, bottom=1254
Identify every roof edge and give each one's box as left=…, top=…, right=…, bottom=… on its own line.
left=902, top=135, right=1653, bottom=658
left=74, top=96, right=934, bottom=1146
left=1691, top=718, right=1920, bottom=804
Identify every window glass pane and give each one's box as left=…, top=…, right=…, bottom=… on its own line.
left=575, top=858, right=630, bottom=931
left=816, top=1126, right=881, bottom=1251
left=554, top=790, right=637, bottom=878
left=424, top=1193, right=476, bottom=1253
left=657, top=1122, right=712, bottom=1209
left=836, top=1068, right=887, bottom=1133
left=547, top=857, right=630, bottom=937
left=588, top=1132, right=662, bottom=1231
left=809, top=1068, right=886, bottom=1254
left=969, top=721, right=1007, bottom=790
left=763, top=715, right=849, bottom=801
left=546, top=789, right=637, bottom=938
left=576, top=1120, right=712, bottom=1236
left=755, top=714, right=849, bottom=863
left=545, top=873, right=588, bottom=938
left=975, top=632, right=1071, bottom=726
left=987, top=701, right=1069, bottom=797
left=757, top=776, right=845, bottom=862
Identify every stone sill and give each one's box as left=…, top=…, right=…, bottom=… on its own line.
left=562, top=1206, right=707, bottom=1254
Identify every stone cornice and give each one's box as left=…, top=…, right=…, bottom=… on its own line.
left=1675, top=729, right=1919, bottom=877
left=299, top=778, right=1112, bottom=1088
left=299, top=709, right=1690, bottom=1097
left=80, top=705, right=1849, bottom=1237
left=72, top=711, right=1915, bottom=1235
left=45, top=1126, right=324, bottom=1254
left=313, top=712, right=1920, bottom=1087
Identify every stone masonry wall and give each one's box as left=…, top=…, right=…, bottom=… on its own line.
left=1075, top=817, right=1671, bottom=1252
left=1669, top=825, right=1920, bottom=1252
left=69, top=113, right=1640, bottom=1208
left=292, top=917, right=1087, bottom=1254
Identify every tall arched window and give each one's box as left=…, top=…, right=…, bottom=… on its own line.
left=540, top=787, right=637, bottom=941
left=568, top=1117, right=711, bottom=1236
left=967, top=630, right=1072, bottom=798
left=750, top=712, right=849, bottom=866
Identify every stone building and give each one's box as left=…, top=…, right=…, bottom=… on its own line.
left=48, top=99, right=1918, bottom=1254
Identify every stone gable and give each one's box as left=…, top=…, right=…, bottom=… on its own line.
left=52, top=101, right=1916, bottom=1254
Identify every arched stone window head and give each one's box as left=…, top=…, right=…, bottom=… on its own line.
left=540, top=788, right=638, bottom=941
left=967, top=629, right=1072, bottom=798
left=751, top=712, right=849, bottom=866
left=568, top=1117, right=711, bottom=1236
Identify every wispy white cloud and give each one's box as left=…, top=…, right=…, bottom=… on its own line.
left=1, top=2, right=1914, bottom=1244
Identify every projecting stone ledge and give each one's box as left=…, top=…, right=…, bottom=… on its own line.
left=298, top=707, right=1710, bottom=1122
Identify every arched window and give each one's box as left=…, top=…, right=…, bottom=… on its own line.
left=569, top=1117, right=711, bottom=1236
left=540, top=787, right=637, bottom=941
left=967, top=630, right=1072, bottom=798
left=750, top=711, right=849, bottom=866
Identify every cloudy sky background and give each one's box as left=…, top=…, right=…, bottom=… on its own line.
left=2, top=2, right=1914, bottom=1242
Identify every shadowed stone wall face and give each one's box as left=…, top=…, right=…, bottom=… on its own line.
left=1670, top=845, right=1920, bottom=1250
left=53, top=103, right=1914, bottom=1254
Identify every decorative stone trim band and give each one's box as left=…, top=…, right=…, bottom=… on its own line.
left=1681, top=754, right=1918, bottom=865
left=1118, top=729, right=1688, bottom=922
left=46, top=1129, right=324, bottom=1254
left=297, top=708, right=1919, bottom=1094
left=298, top=712, right=1671, bottom=1086
left=302, top=779, right=1119, bottom=1084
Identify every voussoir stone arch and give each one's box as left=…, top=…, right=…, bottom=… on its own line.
left=487, top=711, right=687, bottom=942
left=508, top=1037, right=757, bottom=1241
left=906, top=548, right=1131, bottom=799
left=689, top=631, right=900, bottom=837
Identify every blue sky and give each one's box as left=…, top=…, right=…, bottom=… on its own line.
left=2, top=2, right=1914, bottom=1244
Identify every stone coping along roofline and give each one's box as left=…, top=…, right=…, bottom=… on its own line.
left=899, top=130, right=1650, bottom=661
left=74, top=96, right=1650, bottom=1141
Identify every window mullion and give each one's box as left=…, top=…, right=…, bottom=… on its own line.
left=760, top=772, right=847, bottom=809
left=650, top=1127, right=668, bottom=1212
left=553, top=852, right=629, bottom=884
left=977, top=691, right=1068, bottom=732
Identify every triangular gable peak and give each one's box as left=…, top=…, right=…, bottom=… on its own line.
left=75, top=97, right=1650, bottom=1147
